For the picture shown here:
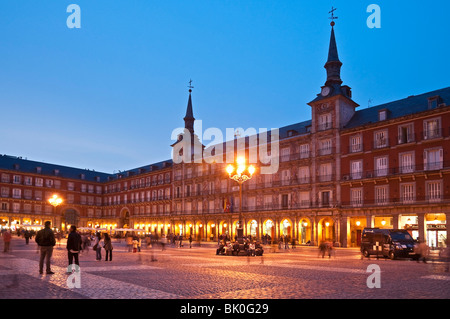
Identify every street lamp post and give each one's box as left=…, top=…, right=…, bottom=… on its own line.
left=48, top=194, right=63, bottom=230
left=226, top=156, right=255, bottom=243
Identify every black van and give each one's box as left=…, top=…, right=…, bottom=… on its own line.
left=360, top=228, right=419, bottom=260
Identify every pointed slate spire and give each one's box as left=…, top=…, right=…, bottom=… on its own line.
left=324, top=21, right=343, bottom=86
left=327, top=25, right=340, bottom=63
left=184, top=80, right=195, bottom=134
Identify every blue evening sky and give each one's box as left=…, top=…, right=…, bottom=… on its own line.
left=0, top=0, right=448, bottom=173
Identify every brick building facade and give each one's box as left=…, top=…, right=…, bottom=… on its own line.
left=1, top=22, right=448, bottom=248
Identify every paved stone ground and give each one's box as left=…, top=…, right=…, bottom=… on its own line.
left=0, top=236, right=449, bottom=300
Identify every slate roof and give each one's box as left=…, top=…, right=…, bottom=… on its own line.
left=2, top=87, right=448, bottom=182
left=0, top=154, right=112, bottom=182
left=344, top=86, right=450, bottom=129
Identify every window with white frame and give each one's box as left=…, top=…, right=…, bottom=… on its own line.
left=426, top=181, right=442, bottom=202
left=401, top=183, right=415, bottom=203
left=1, top=187, right=9, bottom=198
left=300, top=144, right=310, bottom=158
left=281, top=169, right=290, bottom=185
left=423, top=118, right=441, bottom=140
left=45, top=179, right=53, bottom=188
left=400, top=152, right=414, bottom=174
left=374, top=130, right=388, bottom=149
left=318, top=113, right=332, bottom=131
left=12, top=203, right=20, bottom=213
left=35, top=178, right=43, bottom=187
left=351, top=188, right=363, bottom=207
left=13, top=175, right=21, bottom=184
left=280, top=147, right=290, bottom=162
left=24, top=176, right=32, bottom=186
left=12, top=188, right=21, bottom=199
left=424, top=148, right=443, bottom=171
left=321, top=191, right=331, bottom=206
left=24, top=189, right=32, bottom=199
left=300, top=192, right=310, bottom=207
left=34, top=191, right=42, bottom=200
left=398, top=123, right=414, bottom=144
left=319, top=163, right=332, bottom=181
left=350, top=160, right=363, bottom=180
left=298, top=166, right=310, bottom=183
left=1, top=202, right=8, bottom=211
left=375, top=185, right=388, bottom=205
left=350, top=135, right=362, bottom=153
left=319, top=139, right=332, bottom=155
left=1, top=174, right=9, bottom=183
left=375, top=156, right=388, bottom=177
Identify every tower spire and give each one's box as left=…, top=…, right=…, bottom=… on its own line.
left=184, top=79, right=195, bottom=134
left=324, top=7, right=342, bottom=86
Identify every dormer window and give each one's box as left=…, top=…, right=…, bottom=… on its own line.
left=428, top=96, right=442, bottom=109
left=378, top=109, right=387, bottom=121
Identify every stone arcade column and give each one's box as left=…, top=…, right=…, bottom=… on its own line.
left=417, top=213, right=426, bottom=243
left=339, top=216, right=350, bottom=248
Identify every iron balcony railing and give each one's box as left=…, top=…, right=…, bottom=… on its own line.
left=342, top=161, right=447, bottom=181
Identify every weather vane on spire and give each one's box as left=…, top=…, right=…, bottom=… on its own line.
left=329, top=6, right=338, bottom=26
left=188, top=79, right=194, bottom=93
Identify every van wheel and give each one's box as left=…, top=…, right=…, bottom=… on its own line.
left=362, top=249, right=370, bottom=258
left=389, top=251, right=396, bottom=260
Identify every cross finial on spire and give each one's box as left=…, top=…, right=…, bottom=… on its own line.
left=329, top=6, right=338, bottom=26
left=188, top=79, right=194, bottom=93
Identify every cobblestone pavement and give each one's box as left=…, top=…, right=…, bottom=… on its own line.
left=0, top=237, right=449, bottom=299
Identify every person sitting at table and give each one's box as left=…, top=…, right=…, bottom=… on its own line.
left=216, top=242, right=225, bottom=255
left=248, top=242, right=256, bottom=256
left=232, top=241, right=240, bottom=256
left=255, top=241, right=264, bottom=256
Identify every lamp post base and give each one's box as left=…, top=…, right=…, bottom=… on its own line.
left=236, top=227, right=244, bottom=244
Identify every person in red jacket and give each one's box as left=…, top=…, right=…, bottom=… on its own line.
left=2, top=230, right=11, bottom=253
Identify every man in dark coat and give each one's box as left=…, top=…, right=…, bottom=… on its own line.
left=35, top=221, right=56, bottom=274
left=66, top=225, right=82, bottom=268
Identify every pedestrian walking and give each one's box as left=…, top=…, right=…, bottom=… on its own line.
left=137, top=236, right=142, bottom=252
left=318, top=242, right=327, bottom=258
left=56, top=232, right=62, bottom=248
left=66, top=225, right=82, bottom=268
left=415, top=240, right=429, bottom=263
left=161, top=234, right=167, bottom=251
left=179, top=234, right=183, bottom=248
left=35, top=221, right=56, bottom=274
left=126, top=233, right=133, bottom=252
left=103, top=233, right=113, bottom=261
left=132, top=236, right=138, bottom=253
left=2, top=230, right=11, bottom=253
left=93, top=232, right=103, bottom=261
left=189, top=235, right=193, bottom=248
left=24, top=230, right=31, bottom=245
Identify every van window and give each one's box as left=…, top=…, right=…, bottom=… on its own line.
left=390, top=231, right=412, bottom=241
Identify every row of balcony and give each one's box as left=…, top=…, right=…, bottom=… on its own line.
left=2, top=160, right=447, bottom=202
left=349, top=128, right=446, bottom=154
left=2, top=194, right=448, bottom=218
left=342, top=161, right=446, bottom=181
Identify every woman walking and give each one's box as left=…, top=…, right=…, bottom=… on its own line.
left=93, top=232, right=103, bottom=261
left=103, top=233, right=113, bottom=261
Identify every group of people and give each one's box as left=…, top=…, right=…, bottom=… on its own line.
left=216, top=239, right=264, bottom=257
left=30, top=221, right=114, bottom=274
